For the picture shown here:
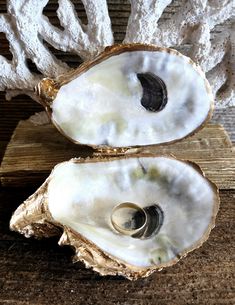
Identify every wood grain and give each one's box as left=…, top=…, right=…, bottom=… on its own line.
left=0, top=1, right=234, bottom=304
left=0, top=187, right=234, bottom=305
left=0, top=116, right=234, bottom=188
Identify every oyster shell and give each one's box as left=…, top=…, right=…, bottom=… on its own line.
left=10, top=155, right=219, bottom=280
left=36, top=44, right=213, bottom=148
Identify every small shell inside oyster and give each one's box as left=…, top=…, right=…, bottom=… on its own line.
left=46, top=156, right=218, bottom=268
left=38, top=45, right=213, bottom=148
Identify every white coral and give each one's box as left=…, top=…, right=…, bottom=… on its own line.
left=0, top=0, right=234, bottom=107
left=0, top=0, right=113, bottom=98
left=125, top=0, right=234, bottom=107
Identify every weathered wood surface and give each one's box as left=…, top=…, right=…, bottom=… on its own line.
left=0, top=187, right=234, bottom=305
left=0, top=1, right=235, bottom=304
left=0, top=117, right=234, bottom=188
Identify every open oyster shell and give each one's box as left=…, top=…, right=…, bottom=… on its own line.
left=36, top=44, right=213, bottom=149
left=10, top=155, right=219, bottom=280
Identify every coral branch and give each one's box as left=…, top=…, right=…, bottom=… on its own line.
left=189, top=22, right=211, bottom=68
left=0, top=0, right=113, bottom=97
left=8, top=0, right=70, bottom=77
left=82, top=0, right=114, bottom=57
left=0, top=14, right=40, bottom=92
left=41, top=0, right=113, bottom=60
left=208, top=0, right=234, bottom=29
left=209, top=30, right=235, bottom=108
left=124, top=0, right=172, bottom=44
left=124, top=0, right=234, bottom=107
left=207, top=62, right=228, bottom=96
left=0, top=0, right=234, bottom=107
left=201, top=33, right=230, bottom=72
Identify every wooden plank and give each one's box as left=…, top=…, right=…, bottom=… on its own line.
left=0, top=2, right=234, bottom=305
left=0, top=115, right=234, bottom=188
left=0, top=188, right=234, bottom=304
left=212, top=108, right=235, bottom=143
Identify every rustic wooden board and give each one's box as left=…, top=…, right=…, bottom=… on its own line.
left=0, top=1, right=234, bottom=304
left=0, top=187, right=234, bottom=305
left=0, top=115, right=234, bottom=188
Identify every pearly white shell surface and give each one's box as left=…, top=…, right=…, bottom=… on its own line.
left=48, top=157, right=217, bottom=268
left=51, top=50, right=212, bottom=147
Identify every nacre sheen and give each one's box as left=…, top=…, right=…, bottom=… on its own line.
left=51, top=49, right=212, bottom=147
left=48, top=157, right=216, bottom=268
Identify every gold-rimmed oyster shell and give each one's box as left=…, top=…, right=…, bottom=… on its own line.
left=35, top=44, right=213, bottom=149
left=10, top=154, right=219, bottom=280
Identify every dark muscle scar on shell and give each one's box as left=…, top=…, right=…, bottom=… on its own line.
left=137, top=72, right=167, bottom=112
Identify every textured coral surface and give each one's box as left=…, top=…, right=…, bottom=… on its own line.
left=0, top=0, right=234, bottom=107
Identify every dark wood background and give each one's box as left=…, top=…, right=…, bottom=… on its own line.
left=0, top=1, right=234, bottom=304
